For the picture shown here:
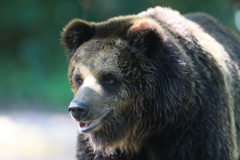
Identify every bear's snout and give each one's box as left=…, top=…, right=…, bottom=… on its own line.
left=68, top=102, right=89, bottom=121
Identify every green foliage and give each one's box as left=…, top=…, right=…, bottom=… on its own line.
left=0, top=0, right=239, bottom=111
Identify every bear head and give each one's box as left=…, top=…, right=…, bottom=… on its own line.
left=61, top=16, right=194, bottom=154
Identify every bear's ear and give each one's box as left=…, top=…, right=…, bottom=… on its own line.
left=61, top=19, right=95, bottom=57
left=126, top=19, right=166, bottom=58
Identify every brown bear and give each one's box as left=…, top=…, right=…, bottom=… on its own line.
left=61, top=7, right=240, bottom=160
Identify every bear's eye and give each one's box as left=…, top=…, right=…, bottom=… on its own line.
left=102, top=74, right=118, bottom=86
left=105, top=79, right=115, bottom=85
left=101, top=74, right=121, bottom=92
left=75, top=75, right=83, bottom=87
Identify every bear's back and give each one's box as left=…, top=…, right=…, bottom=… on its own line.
left=140, top=7, right=240, bottom=155
left=185, top=13, right=240, bottom=141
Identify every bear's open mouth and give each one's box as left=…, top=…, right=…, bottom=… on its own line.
left=77, top=111, right=111, bottom=133
left=79, top=119, right=101, bottom=133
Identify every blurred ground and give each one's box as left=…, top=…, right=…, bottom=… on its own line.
left=0, top=111, right=78, bottom=160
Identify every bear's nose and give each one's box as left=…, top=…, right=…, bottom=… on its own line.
left=68, top=102, right=89, bottom=121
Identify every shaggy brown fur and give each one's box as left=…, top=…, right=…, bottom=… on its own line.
left=61, top=7, right=240, bottom=160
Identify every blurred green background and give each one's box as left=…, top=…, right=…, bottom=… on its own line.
left=1, top=0, right=240, bottom=112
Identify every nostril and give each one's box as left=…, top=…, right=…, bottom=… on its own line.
left=68, top=103, right=88, bottom=112
left=68, top=102, right=89, bottom=121
left=68, top=107, right=86, bottom=113
left=76, top=107, right=86, bottom=113
left=68, top=107, right=73, bottom=112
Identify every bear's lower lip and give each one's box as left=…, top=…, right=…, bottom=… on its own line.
left=79, top=119, right=101, bottom=133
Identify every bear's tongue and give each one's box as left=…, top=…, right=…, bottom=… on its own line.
left=79, top=122, right=91, bottom=128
